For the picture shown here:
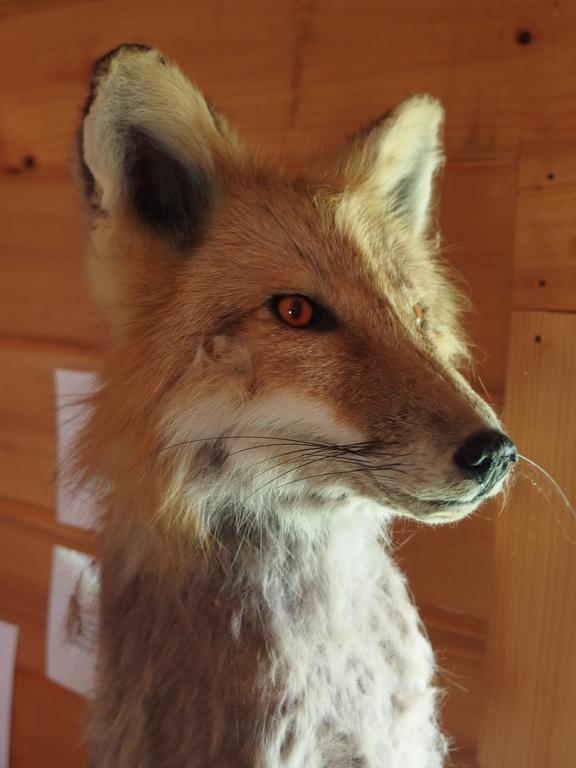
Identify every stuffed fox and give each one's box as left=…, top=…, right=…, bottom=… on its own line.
left=76, top=44, right=516, bottom=768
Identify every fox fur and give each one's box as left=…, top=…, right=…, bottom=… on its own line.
left=76, top=45, right=511, bottom=768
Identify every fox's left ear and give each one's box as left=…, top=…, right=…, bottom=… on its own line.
left=339, top=96, right=444, bottom=237
left=77, top=44, right=240, bottom=251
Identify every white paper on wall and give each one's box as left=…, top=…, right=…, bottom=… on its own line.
left=46, top=546, right=100, bottom=697
left=0, top=621, right=19, bottom=768
left=54, top=368, right=100, bottom=530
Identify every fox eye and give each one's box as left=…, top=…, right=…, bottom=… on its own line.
left=270, top=295, right=337, bottom=331
left=274, top=295, right=314, bottom=327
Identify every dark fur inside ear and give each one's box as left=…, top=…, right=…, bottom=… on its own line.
left=387, top=160, right=422, bottom=218
left=124, top=128, right=213, bottom=252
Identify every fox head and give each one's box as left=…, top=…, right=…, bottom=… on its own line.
left=77, top=45, right=516, bottom=543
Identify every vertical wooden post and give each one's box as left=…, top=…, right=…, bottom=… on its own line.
left=478, top=311, right=576, bottom=766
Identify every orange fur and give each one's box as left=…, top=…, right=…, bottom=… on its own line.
left=76, top=45, right=515, bottom=768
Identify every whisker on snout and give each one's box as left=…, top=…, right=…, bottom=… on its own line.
left=518, top=454, right=575, bottom=519
left=516, top=454, right=576, bottom=543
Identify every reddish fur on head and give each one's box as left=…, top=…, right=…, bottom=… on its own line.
left=77, top=45, right=505, bottom=545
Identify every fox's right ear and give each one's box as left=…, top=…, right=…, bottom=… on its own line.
left=336, top=95, right=444, bottom=239
left=77, top=44, right=239, bottom=252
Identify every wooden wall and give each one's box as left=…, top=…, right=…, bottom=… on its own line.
left=0, top=2, right=574, bottom=766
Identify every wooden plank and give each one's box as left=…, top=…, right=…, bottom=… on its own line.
left=515, top=265, right=576, bottom=312
left=399, top=503, right=501, bottom=764
left=441, top=160, right=516, bottom=397
left=0, top=496, right=98, bottom=561
left=424, top=605, right=486, bottom=767
left=0, top=499, right=96, bottom=674
left=0, top=339, right=99, bottom=509
left=0, top=0, right=297, bottom=170
left=513, top=143, right=576, bottom=311
left=0, top=512, right=51, bottom=677
left=11, top=670, right=87, bottom=768
left=0, top=176, right=98, bottom=345
left=0, top=1, right=81, bottom=21
left=0, top=500, right=92, bottom=768
left=478, top=311, right=576, bottom=767
left=489, top=0, right=576, bottom=154
left=0, top=0, right=574, bottom=173
left=399, top=509, right=496, bottom=623
left=275, top=0, right=508, bottom=155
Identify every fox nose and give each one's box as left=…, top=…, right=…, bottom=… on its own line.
left=454, top=430, right=518, bottom=486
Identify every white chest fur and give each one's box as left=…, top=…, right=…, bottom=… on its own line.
left=90, top=502, right=446, bottom=768
left=235, top=510, right=447, bottom=768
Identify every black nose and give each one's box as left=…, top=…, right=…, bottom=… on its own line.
left=454, top=430, right=517, bottom=486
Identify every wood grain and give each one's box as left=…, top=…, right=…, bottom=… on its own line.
left=0, top=177, right=98, bottom=345
left=0, top=340, right=99, bottom=509
left=0, top=498, right=92, bottom=768
left=513, top=143, right=576, bottom=312
left=478, top=311, right=576, bottom=767
left=398, top=509, right=496, bottom=623
left=11, top=670, right=87, bottom=768
left=440, top=160, right=516, bottom=398
left=424, top=605, right=487, bottom=767
left=0, top=0, right=574, bottom=166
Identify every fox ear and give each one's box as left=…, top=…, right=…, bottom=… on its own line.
left=78, top=44, right=238, bottom=251
left=340, top=96, right=444, bottom=237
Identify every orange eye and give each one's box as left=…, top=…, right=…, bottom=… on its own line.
left=275, top=295, right=314, bottom=328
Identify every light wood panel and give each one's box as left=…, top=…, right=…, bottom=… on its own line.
left=425, top=606, right=486, bottom=768
left=11, top=670, right=87, bottom=768
left=400, top=506, right=500, bottom=763
left=478, top=311, right=576, bottom=767
left=0, top=498, right=91, bottom=768
left=0, top=0, right=574, bottom=166
left=441, top=160, right=516, bottom=397
left=495, top=0, right=576, bottom=153
left=513, top=143, right=576, bottom=312
left=399, top=511, right=496, bottom=623
left=0, top=177, right=98, bottom=344
left=0, top=340, right=99, bottom=509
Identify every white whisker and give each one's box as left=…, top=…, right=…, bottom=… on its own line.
left=519, top=454, right=576, bottom=521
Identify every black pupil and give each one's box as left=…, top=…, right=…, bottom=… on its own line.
left=288, top=298, right=303, bottom=319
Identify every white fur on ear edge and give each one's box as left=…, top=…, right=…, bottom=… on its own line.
left=343, top=96, right=445, bottom=236
left=82, top=46, right=219, bottom=213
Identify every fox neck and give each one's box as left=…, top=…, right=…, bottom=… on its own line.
left=91, top=491, right=435, bottom=767
left=97, top=495, right=390, bottom=721
left=103, top=491, right=390, bottom=606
